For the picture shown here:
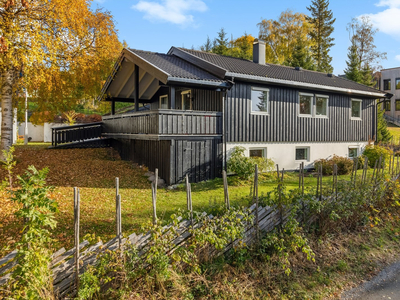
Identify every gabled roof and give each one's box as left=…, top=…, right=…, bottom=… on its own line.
left=168, top=47, right=388, bottom=98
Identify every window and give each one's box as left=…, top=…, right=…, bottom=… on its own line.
left=295, top=147, right=309, bottom=161
left=299, top=93, right=313, bottom=116
left=383, top=79, right=391, bottom=90
left=385, top=100, right=391, bottom=112
left=249, top=148, right=266, bottom=158
left=348, top=147, right=358, bottom=158
left=181, top=90, right=192, bottom=110
left=351, top=99, right=362, bottom=119
left=315, top=95, right=328, bottom=117
left=396, top=78, right=400, bottom=90
left=160, top=95, right=168, bottom=109
left=251, top=87, right=269, bottom=113
left=396, top=100, right=400, bottom=111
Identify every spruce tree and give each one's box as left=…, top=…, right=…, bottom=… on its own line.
left=306, top=0, right=336, bottom=73
left=212, top=28, right=229, bottom=55
left=284, top=37, right=316, bottom=71
left=360, top=63, right=374, bottom=87
left=377, top=105, right=392, bottom=142
left=344, top=40, right=361, bottom=83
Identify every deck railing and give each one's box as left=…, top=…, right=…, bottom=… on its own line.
left=384, top=114, right=400, bottom=127
left=102, top=110, right=222, bottom=136
left=52, top=122, right=103, bottom=147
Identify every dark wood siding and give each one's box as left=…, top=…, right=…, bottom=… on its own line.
left=226, top=81, right=376, bottom=143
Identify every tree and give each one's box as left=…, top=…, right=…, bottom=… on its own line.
left=229, top=33, right=255, bottom=60
left=200, top=36, right=213, bottom=52
left=377, top=105, right=392, bottom=142
left=306, top=0, right=336, bottom=73
left=347, top=16, right=387, bottom=72
left=344, top=39, right=362, bottom=83
left=212, top=28, right=229, bottom=55
left=0, top=0, right=121, bottom=155
left=284, top=37, right=316, bottom=70
left=360, top=63, right=374, bottom=87
left=258, top=10, right=313, bottom=65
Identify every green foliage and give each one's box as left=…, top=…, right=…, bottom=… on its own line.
left=10, top=166, right=57, bottom=299
left=344, top=40, right=362, bottom=83
left=314, top=155, right=354, bottom=175
left=227, top=146, right=275, bottom=179
left=306, top=0, right=336, bottom=73
left=212, top=28, right=229, bottom=55
left=1, top=145, right=16, bottom=189
left=377, top=106, right=392, bottom=143
left=363, top=145, right=391, bottom=168
left=284, top=36, right=316, bottom=71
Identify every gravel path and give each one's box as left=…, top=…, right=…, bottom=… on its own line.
left=342, top=260, right=400, bottom=299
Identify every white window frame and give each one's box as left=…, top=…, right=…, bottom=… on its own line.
left=351, top=99, right=362, bottom=120
left=298, top=93, right=314, bottom=117
left=249, top=147, right=267, bottom=158
left=348, top=147, right=359, bottom=158
left=295, top=146, right=310, bottom=161
left=315, top=94, right=329, bottom=118
left=250, top=87, right=269, bottom=115
left=181, top=90, right=192, bottom=110
left=159, top=95, right=168, bottom=109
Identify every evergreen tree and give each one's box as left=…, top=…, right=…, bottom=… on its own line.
left=200, top=36, right=213, bottom=52
left=344, top=40, right=362, bottom=83
left=306, top=0, right=336, bottom=73
left=212, top=28, right=229, bottom=55
left=284, top=37, right=316, bottom=70
left=360, top=63, right=374, bottom=87
left=377, top=105, right=392, bottom=142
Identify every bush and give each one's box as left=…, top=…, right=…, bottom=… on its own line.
left=227, top=146, right=275, bottom=179
left=85, top=114, right=102, bottom=123
left=314, top=155, right=353, bottom=175
left=363, top=145, right=391, bottom=168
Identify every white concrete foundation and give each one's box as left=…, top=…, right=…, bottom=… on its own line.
left=18, top=122, right=77, bottom=142
left=226, top=141, right=369, bottom=170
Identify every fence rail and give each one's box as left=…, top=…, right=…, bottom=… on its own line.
left=51, top=122, right=103, bottom=147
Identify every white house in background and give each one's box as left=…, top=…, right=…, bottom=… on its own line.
left=381, top=67, right=400, bottom=120
left=18, top=123, right=72, bottom=143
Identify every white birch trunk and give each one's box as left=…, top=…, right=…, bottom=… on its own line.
left=1, top=69, right=14, bottom=158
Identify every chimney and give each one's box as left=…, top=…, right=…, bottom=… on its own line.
left=253, top=40, right=266, bottom=65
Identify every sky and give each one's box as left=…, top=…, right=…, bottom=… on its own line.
left=91, top=0, right=400, bottom=75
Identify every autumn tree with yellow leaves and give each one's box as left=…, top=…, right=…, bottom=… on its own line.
left=0, top=0, right=121, bottom=155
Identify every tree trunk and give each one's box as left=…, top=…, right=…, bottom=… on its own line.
left=1, top=68, right=14, bottom=159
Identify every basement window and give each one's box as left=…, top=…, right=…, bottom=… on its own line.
left=348, top=147, right=358, bottom=158
left=249, top=148, right=266, bottom=158
left=295, top=147, right=310, bottom=161
left=160, top=95, right=168, bottom=109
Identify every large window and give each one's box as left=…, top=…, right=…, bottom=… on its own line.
left=316, top=95, right=328, bottom=117
left=396, top=100, right=400, bottom=111
left=351, top=99, right=362, bottom=119
left=160, top=95, right=168, bottom=109
left=385, top=100, right=391, bottom=111
left=251, top=87, right=269, bottom=113
left=249, top=148, right=266, bottom=158
left=384, top=79, right=391, bottom=90
left=348, top=147, right=358, bottom=158
left=295, top=147, right=309, bottom=161
left=181, top=90, right=192, bottom=110
left=396, top=78, right=400, bottom=90
left=299, top=93, right=313, bottom=116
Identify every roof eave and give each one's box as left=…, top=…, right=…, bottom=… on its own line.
left=167, top=76, right=230, bottom=88
left=226, top=72, right=386, bottom=98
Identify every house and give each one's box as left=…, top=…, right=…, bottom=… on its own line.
left=380, top=67, right=400, bottom=123
left=53, top=41, right=390, bottom=184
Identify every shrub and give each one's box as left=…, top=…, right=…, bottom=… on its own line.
left=85, top=114, right=102, bottom=123
left=363, top=145, right=391, bottom=168
left=314, top=155, right=353, bottom=175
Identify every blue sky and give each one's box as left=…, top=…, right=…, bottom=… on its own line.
left=92, top=0, right=400, bottom=74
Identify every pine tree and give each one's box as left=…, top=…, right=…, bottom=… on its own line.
left=360, top=63, right=374, bottom=87
left=284, top=37, right=316, bottom=71
left=306, top=0, right=336, bottom=73
left=344, top=40, right=362, bottom=83
left=200, top=36, right=213, bottom=52
left=212, top=28, right=229, bottom=55
left=377, top=105, right=392, bottom=142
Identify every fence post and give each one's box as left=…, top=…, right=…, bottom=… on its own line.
left=189, top=182, right=193, bottom=226
left=319, top=164, right=323, bottom=201
left=74, top=187, right=80, bottom=291
left=116, top=194, right=122, bottom=250
left=223, top=170, right=230, bottom=210
left=186, top=174, right=190, bottom=210
left=254, top=164, right=259, bottom=243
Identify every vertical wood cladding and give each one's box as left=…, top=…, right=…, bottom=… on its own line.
left=226, top=82, right=376, bottom=143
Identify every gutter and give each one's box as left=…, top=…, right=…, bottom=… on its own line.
left=167, top=77, right=231, bottom=88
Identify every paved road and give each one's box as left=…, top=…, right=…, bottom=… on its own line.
left=342, top=260, right=400, bottom=299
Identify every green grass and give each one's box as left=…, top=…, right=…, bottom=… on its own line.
left=388, top=123, right=400, bottom=141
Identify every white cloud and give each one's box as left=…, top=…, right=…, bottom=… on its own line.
left=360, top=0, right=400, bottom=38
left=395, top=54, right=400, bottom=61
left=132, top=0, right=207, bottom=26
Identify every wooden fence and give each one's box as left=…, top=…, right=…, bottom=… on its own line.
left=1, top=160, right=399, bottom=298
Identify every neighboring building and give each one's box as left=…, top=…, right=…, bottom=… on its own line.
left=53, top=41, right=390, bottom=184
left=381, top=67, right=400, bottom=120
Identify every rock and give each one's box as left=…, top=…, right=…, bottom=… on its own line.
left=148, top=175, right=155, bottom=181
left=157, top=178, right=165, bottom=187
left=167, top=184, right=179, bottom=190
left=145, top=171, right=154, bottom=177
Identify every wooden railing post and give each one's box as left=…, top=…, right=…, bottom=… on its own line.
left=74, top=187, right=80, bottom=291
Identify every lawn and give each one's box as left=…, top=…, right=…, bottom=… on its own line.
left=388, top=123, right=400, bottom=141
left=0, top=144, right=362, bottom=255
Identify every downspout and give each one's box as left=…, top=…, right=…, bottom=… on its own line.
left=223, top=78, right=234, bottom=172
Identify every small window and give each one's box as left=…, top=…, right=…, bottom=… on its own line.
left=351, top=99, right=362, bottom=119
left=299, top=93, right=313, bottom=116
left=383, top=79, right=391, bottom=90
left=316, top=95, right=328, bottom=117
left=396, top=100, right=400, bottom=111
left=348, top=147, right=358, bottom=158
left=249, top=148, right=266, bottom=158
left=295, top=147, right=309, bottom=161
left=396, top=78, right=400, bottom=90
left=181, top=90, right=192, bottom=110
left=160, top=95, right=168, bottom=109
left=251, top=88, right=269, bottom=113
left=385, top=100, right=391, bottom=112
